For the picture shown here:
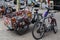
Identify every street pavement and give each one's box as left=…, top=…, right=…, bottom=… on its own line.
left=0, top=10, right=60, bottom=40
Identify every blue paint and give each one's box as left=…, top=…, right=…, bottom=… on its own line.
left=44, top=11, right=49, bottom=17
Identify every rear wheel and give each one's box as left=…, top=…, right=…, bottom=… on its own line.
left=32, top=22, right=45, bottom=40
left=53, top=25, right=58, bottom=34
left=15, top=25, right=29, bottom=35
left=51, top=18, right=58, bottom=34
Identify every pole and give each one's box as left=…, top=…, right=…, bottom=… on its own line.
left=16, top=0, right=20, bottom=12
left=40, top=0, right=43, bottom=9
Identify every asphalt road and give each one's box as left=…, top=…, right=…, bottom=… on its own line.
left=0, top=10, right=60, bottom=40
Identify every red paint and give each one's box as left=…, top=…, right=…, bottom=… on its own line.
left=48, top=0, right=50, bottom=4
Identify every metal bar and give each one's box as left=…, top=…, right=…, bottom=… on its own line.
left=49, top=5, right=60, bottom=6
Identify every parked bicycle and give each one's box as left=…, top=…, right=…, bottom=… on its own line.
left=32, top=7, right=58, bottom=40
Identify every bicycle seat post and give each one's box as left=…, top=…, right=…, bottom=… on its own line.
left=34, top=9, right=39, bottom=22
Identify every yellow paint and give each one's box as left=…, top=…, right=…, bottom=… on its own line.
left=16, top=0, right=20, bottom=12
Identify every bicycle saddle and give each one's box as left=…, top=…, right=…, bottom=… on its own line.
left=34, top=9, right=39, bottom=11
left=20, top=8, right=24, bottom=10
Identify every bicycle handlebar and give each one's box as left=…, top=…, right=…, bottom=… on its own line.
left=45, top=7, right=57, bottom=13
left=49, top=11, right=56, bottom=13
left=45, top=7, right=53, bottom=10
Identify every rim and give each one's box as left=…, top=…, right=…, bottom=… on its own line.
left=54, top=25, right=58, bottom=32
left=17, top=25, right=28, bottom=31
left=32, top=23, right=44, bottom=39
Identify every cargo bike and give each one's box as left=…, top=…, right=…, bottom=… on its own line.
left=3, top=7, right=40, bottom=35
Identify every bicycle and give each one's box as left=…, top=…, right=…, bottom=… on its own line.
left=32, top=7, right=58, bottom=40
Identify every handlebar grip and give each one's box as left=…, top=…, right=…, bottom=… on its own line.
left=49, top=11, right=56, bottom=13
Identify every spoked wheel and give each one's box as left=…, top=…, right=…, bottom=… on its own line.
left=15, top=25, right=29, bottom=35
left=32, top=22, right=45, bottom=40
left=14, top=18, right=29, bottom=35
left=51, top=18, right=58, bottom=34
left=53, top=25, right=58, bottom=34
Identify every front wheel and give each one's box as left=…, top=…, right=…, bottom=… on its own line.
left=32, top=22, right=45, bottom=40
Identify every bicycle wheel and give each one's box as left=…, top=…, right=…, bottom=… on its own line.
left=32, top=22, right=45, bottom=39
left=14, top=20, right=29, bottom=35
left=15, top=25, right=29, bottom=35
left=51, top=18, right=58, bottom=34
